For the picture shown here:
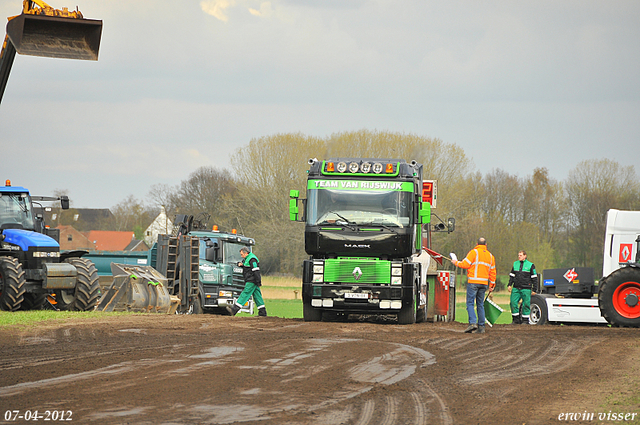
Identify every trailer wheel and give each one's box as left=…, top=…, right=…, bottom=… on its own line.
left=529, top=296, right=547, bottom=325
left=56, top=258, right=100, bottom=311
left=303, top=300, right=322, bottom=321
left=598, top=267, right=640, bottom=327
left=0, top=256, right=26, bottom=311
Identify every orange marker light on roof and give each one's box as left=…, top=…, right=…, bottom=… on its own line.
left=327, top=162, right=335, bottom=172
left=232, top=229, right=237, bottom=234
left=385, top=163, right=394, bottom=173
left=212, top=225, right=219, bottom=231
left=5, top=180, right=10, bottom=186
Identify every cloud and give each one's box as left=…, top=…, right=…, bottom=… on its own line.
left=200, top=0, right=274, bottom=21
left=249, top=2, right=273, bottom=17
left=200, top=0, right=235, bottom=22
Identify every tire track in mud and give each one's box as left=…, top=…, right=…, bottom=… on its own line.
left=423, top=334, right=602, bottom=386
left=73, top=336, right=450, bottom=424
left=291, top=341, right=450, bottom=425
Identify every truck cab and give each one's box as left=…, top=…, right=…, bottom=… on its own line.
left=189, top=229, right=255, bottom=314
left=290, top=158, right=431, bottom=324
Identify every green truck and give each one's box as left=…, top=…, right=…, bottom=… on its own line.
left=289, top=158, right=435, bottom=324
left=86, top=214, right=255, bottom=314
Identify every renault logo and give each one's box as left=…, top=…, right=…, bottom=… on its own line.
left=352, top=267, right=363, bottom=281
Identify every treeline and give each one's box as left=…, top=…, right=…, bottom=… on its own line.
left=112, top=130, right=640, bottom=278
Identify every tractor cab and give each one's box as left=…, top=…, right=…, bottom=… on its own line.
left=0, top=186, right=35, bottom=231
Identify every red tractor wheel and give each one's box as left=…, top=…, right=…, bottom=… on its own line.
left=612, top=281, right=640, bottom=319
left=598, top=266, right=640, bottom=327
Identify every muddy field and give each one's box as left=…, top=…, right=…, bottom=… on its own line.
left=0, top=315, right=639, bottom=425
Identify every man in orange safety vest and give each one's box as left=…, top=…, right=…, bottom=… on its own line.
left=450, top=237, right=497, bottom=334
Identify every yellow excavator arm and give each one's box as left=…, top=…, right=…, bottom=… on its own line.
left=21, top=0, right=84, bottom=19
left=0, top=0, right=102, bottom=105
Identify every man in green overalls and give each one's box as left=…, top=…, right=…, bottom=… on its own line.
left=227, top=247, right=267, bottom=317
left=508, top=250, right=538, bottom=324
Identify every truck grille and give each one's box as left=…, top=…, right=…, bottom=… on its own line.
left=324, top=258, right=391, bottom=284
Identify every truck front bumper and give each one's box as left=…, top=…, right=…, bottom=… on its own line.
left=303, top=282, right=408, bottom=312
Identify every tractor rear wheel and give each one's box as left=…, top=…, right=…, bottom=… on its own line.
left=0, top=256, right=26, bottom=311
left=598, top=266, right=640, bottom=327
left=56, top=258, right=100, bottom=311
left=20, top=293, right=46, bottom=310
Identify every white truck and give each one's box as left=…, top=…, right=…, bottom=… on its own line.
left=530, top=209, right=640, bottom=327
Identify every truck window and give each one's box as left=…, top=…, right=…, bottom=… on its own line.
left=224, top=242, right=251, bottom=264
left=306, top=188, right=413, bottom=228
left=0, top=193, right=35, bottom=230
left=198, top=238, right=219, bottom=260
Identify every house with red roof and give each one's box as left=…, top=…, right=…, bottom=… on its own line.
left=83, top=230, right=148, bottom=252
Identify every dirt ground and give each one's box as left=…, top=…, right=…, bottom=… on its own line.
left=0, top=315, right=639, bottom=425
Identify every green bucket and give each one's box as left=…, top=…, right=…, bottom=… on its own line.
left=484, top=297, right=504, bottom=327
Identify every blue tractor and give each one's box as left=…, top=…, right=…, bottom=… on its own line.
left=0, top=180, right=100, bottom=311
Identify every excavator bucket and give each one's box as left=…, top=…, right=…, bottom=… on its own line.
left=6, top=14, right=101, bottom=60
left=95, top=264, right=180, bottom=314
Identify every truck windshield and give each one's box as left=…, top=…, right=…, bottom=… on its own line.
left=306, top=188, right=413, bottom=228
left=0, top=193, right=35, bottom=230
left=224, top=242, right=252, bottom=264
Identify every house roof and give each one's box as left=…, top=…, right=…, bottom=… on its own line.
left=39, top=208, right=114, bottom=230
left=83, top=230, right=134, bottom=251
left=124, top=239, right=149, bottom=251
left=56, top=225, right=96, bottom=251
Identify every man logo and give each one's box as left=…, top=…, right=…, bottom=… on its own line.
left=352, top=267, right=363, bottom=281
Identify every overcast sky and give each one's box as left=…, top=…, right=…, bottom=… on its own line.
left=1, top=0, right=639, bottom=208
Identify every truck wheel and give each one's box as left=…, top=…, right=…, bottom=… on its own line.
left=398, top=298, right=417, bottom=325
left=599, top=267, right=640, bottom=327
left=303, top=300, right=322, bottom=321
left=192, top=296, right=204, bottom=314
left=20, top=293, right=46, bottom=310
left=416, top=303, right=427, bottom=323
left=529, top=295, right=547, bottom=325
left=0, top=257, right=26, bottom=311
left=56, top=258, right=100, bottom=311
left=416, top=287, right=428, bottom=323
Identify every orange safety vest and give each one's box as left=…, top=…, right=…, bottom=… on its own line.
left=454, top=244, right=497, bottom=288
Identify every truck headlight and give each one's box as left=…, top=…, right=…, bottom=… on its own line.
left=313, top=261, right=324, bottom=283
left=391, top=263, right=402, bottom=285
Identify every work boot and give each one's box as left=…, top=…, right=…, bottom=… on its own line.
left=511, top=315, right=521, bottom=325
left=258, top=307, right=267, bottom=317
left=464, top=324, right=478, bottom=333
left=475, top=325, right=485, bottom=334
left=226, top=304, right=241, bottom=316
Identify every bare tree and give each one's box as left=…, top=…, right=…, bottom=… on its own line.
left=564, top=159, right=640, bottom=272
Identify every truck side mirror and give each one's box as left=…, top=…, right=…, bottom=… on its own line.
left=447, top=217, right=456, bottom=233
left=60, top=196, right=70, bottom=210
left=289, top=189, right=301, bottom=221
left=419, top=201, right=431, bottom=224
left=205, top=247, right=216, bottom=263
